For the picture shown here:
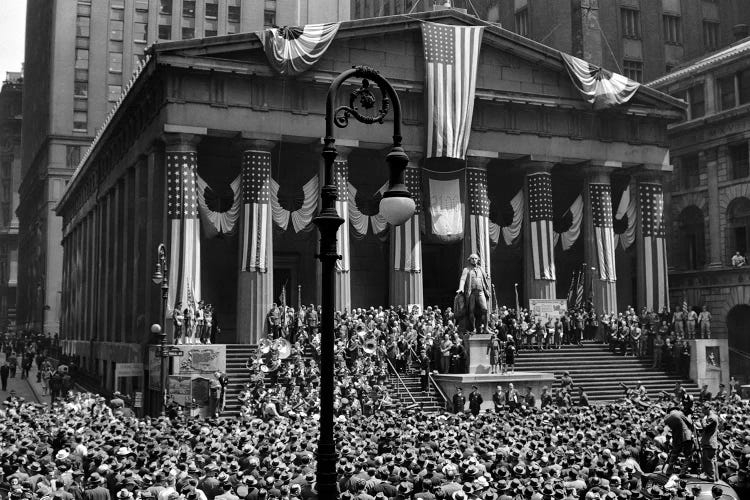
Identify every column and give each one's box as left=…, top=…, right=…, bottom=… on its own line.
left=582, top=165, right=618, bottom=315
left=634, top=169, right=670, bottom=313
left=237, top=140, right=274, bottom=344
left=706, top=148, right=722, bottom=268
left=464, top=155, right=493, bottom=311
left=521, top=161, right=557, bottom=302
left=332, top=147, right=351, bottom=313
left=164, top=133, right=202, bottom=343
left=389, top=150, right=424, bottom=308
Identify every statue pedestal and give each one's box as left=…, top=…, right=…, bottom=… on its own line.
left=688, top=339, right=729, bottom=395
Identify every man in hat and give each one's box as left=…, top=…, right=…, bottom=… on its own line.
left=83, top=474, right=110, bottom=500
left=0, top=360, right=9, bottom=391
left=664, top=408, right=695, bottom=475
left=469, top=386, right=483, bottom=416
left=452, top=387, right=466, bottom=414
left=699, top=404, right=719, bottom=480
left=457, top=253, right=491, bottom=334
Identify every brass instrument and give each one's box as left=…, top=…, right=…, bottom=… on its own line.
left=274, top=338, right=292, bottom=360
left=363, top=337, right=378, bottom=355
left=260, top=358, right=281, bottom=373
left=258, top=338, right=274, bottom=354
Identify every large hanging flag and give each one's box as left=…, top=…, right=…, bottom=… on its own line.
left=258, top=23, right=340, bottom=76
left=334, top=160, right=350, bottom=272
left=561, top=53, right=640, bottom=109
left=640, top=183, right=669, bottom=312
left=528, top=173, right=556, bottom=280
left=591, top=183, right=617, bottom=282
left=614, top=185, right=636, bottom=250
left=394, top=167, right=422, bottom=272
left=421, top=22, right=484, bottom=159
left=421, top=167, right=465, bottom=243
left=167, top=152, right=202, bottom=313
left=195, top=174, right=242, bottom=238
left=467, top=167, right=491, bottom=277
left=241, top=152, right=271, bottom=272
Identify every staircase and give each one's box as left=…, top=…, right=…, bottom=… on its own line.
left=386, top=370, right=446, bottom=412
left=223, top=344, right=257, bottom=417
left=515, top=343, right=700, bottom=401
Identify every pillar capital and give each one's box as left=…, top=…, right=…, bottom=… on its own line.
left=628, top=165, right=670, bottom=184
left=581, top=161, right=619, bottom=183
left=334, top=145, right=354, bottom=160
left=466, top=155, right=492, bottom=170
left=238, top=139, right=276, bottom=154
left=404, top=149, right=424, bottom=167
left=163, top=133, right=201, bottom=151
left=517, top=158, right=557, bottom=174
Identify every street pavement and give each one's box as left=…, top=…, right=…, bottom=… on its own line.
left=0, top=362, right=41, bottom=404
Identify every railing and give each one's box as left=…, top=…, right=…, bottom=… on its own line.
left=407, top=345, right=448, bottom=410
left=382, top=349, right=418, bottom=407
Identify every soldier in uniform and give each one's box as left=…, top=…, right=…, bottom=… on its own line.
left=468, top=385, right=483, bottom=416
left=452, top=387, right=465, bottom=414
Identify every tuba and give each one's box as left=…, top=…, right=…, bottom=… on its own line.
left=274, top=338, right=292, bottom=360
left=258, top=337, right=274, bottom=355
left=363, top=337, right=378, bottom=355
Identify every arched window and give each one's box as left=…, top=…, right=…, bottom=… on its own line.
left=678, top=206, right=705, bottom=270
left=727, top=197, right=750, bottom=259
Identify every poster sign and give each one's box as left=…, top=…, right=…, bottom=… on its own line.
left=133, top=392, right=143, bottom=408
left=115, top=363, right=143, bottom=379
left=529, top=299, right=567, bottom=323
left=174, top=345, right=226, bottom=376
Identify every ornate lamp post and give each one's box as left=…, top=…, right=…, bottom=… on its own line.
left=314, top=66, right=415, bottom=498
left=151, top=243, right=169, bottom=415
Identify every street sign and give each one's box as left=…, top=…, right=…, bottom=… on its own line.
left=133, top=392, right=143, bottom=408
left=166, top=347, right=184, bottom=357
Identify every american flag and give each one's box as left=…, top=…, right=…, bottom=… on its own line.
left=591, top=183, right=617, bottom=282
left=241, top=151, right=271, bottom=272
left=394, top=166, right=422, bottom=272
left=334, top=160, right=350, bottom=272
left=528, top=173, right=555, bottom=280
left=421, top=22, right=484, bottom=160
left=467, top=167, right=491, bottom=278
left=167, top=152, right=202, bottom=314
left=640, top=182, right=669, bottom=312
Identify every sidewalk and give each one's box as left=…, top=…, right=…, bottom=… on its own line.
left=24, top=364, right=51, bottom=404
left=0, top=364, right=41, bottom=404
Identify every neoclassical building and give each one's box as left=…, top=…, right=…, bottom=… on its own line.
left=56, top=10, right=682, bottom=389
left=650, top=37, right=750, bottom=380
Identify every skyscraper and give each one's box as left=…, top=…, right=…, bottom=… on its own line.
left=18, top=0, right=349, bottom=333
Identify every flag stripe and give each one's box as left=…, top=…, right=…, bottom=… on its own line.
left=640, top=182, right=669, bottom=311
left=242, top=151, right=271, bottom=272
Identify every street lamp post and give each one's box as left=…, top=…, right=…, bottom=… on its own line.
left=313, top=66, right=415, bottom=498
left=151, top=243, right=169, bottom=415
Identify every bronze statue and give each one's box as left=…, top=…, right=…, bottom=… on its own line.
left=457, top=253, right=491, bottom=334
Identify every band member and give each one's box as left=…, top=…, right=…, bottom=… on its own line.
left=457, top=253, right=491, bottom=334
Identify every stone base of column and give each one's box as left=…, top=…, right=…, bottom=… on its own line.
left=237, top=271, right=272, bottom=344
left=334, top=270, right=351, bottom=313
left=389, top=270, right=424, bottom=308
left=593, top=279, right=617, bottom=315
left=526, top=280, right=556, bottom=302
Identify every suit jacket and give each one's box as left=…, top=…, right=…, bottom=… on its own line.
left=458, top=265, right=490, bottom=299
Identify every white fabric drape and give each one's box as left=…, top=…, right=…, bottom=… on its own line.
left=614, top=185, right=637, bottom=250
left=554, top=195, right=583, bottom=251
left=258, top=23, right=340, bottom=76
left=488, top=189, right=524, bottom=247
left=270, top=176, right=319, bottom=233
left=195, top=174, right=242, bottom=238
left=561, top=53, right=640, bottom=109
left=347, top=182, right=389, bottom=239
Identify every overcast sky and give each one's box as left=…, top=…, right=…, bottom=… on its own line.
left=0, top=1, right=27, bottom=80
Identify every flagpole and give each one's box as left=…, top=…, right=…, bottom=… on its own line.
left=514, top=283, right=520, bottom=320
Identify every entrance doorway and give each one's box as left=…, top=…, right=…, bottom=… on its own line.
left=422, top=242, right=462, bottom=309
left=273, top=254, right=301, bottom=308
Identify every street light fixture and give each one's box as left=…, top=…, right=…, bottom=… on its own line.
left=151, top=323, right=167, bottom=415
left=152, top=243, right=169, bottom=415
left=313, top=66, right=414, bottom=499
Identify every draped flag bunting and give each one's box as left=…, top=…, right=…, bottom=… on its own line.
left=334, top=160, right=350, bottom=272
left=467, top=168, right=491, bottom=277
left=566, top=270, right=578, bottom=310
left=528, top=173, right=556, bottom=280
left=561, top=53, right=640, bottom=109
left=241, top=152, right=271, bottom=272
left=347, top=181, right=389, bottom=239
left=421, top=167, right=465, bottom=243
left=489, top=190, right=524, bottom=247
left=614, top=185, right=637, bottom=250
left=394, top=167, right=422, bottom=272
left=575, top=264, right=585, bottom=309
left=195, top=174, right=242, bottom=238
left=421, top=22, right=484, bottom=159
left=591, top=184, right=617, bottom=282
left=270, top=175, right=319, bottom=233
left=640, top=183, right=669, bottom=312
left=258, top=23, right=340, bottom=76
left=553, top=195, right=583, bottom=251
left=166, top=152, right=201, bottom=314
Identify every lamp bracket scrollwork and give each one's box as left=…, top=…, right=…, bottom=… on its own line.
left=333, top=66, right=391, bottom=129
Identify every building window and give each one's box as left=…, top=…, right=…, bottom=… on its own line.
left=727, top=197, right=750, bottom=256
left=718, top=75, right=736, bottom=110
left=73, top=111, right=88, bottom=131
left=738, top=70, right=750, bottom=105
left=264, top=10, right=276, bottom=27
left=182, top=0, right=195, bottom=17
left=74, top=81, right=88, bottom=97
left=110, top=20, right=124, bottom=41
left=730, top=142, right=750, bottom=179
left=663, top=15, right=682, bottom=44
left=228, top=5, right=241, bottom=23
left=77, top=3, right=91, bottom=16
left=703, top=21, right=719, bottom=50
left=75, top=49, right=89, bottom=70
left=623, top=60, right=643, bottom=82
left=74, top=98, right=88, bottom=111
left=159, top=0, right=172, bottom=15
left=621, top=8, right=641, bottom=39
left=108, top=85, right=122, bottom=102
left=688, top=84, right=705, bottom=119
left=109, top=52, right=123, bottom=73
left=228, top=23, right=239, bottom=34
left=135, top=0, right=149, bottom=10
left=76, top=36, right=89, bottom=49
left=110, top=9, right=124, bottom=21
left=205, top=2, right=218, bottom=19
left=158, top=24, right=171, bottom=40
left=133, top=22, right=148, bottom=42
left=205, top=29, right=217, bottom=37
left=111, top=0, right=124, bottom=8
left=182, top=27, right=194, bottom=39
left=515, top=7, right=529, bottom=37
left=680, top=154, right=700, bottom=190
left=76, top=17, right=90, bottom=37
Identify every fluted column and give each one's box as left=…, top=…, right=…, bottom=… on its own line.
left=582, top=164, right=618, bottom=315
left=236, top=140, right=275, bottom=344
left=389, top=150, right=424, bottom=308
left=332, top=147, right=352, bottom=313
left=634, top=169, right=670, bottom=313
left=522, top=161, right=557, bottom=302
